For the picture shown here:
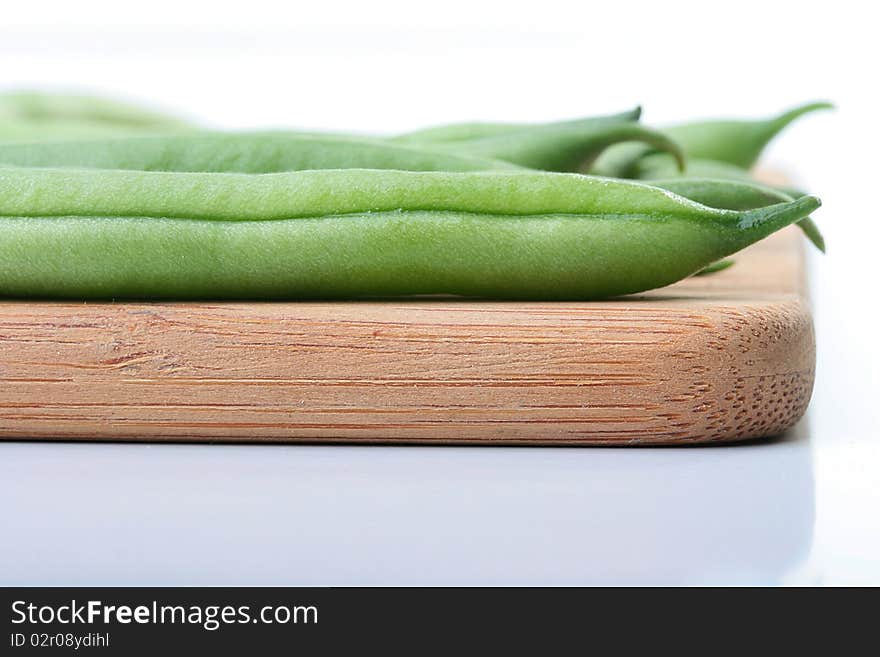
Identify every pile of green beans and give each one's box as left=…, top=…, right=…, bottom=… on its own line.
left=397, top=102, right=830, bottom=257
left=0, top=93, right=827, bottom=300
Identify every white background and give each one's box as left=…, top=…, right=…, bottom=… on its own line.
left=1, top=1, right=877, bottom=584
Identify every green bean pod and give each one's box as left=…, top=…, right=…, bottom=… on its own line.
left=0, top=133, right=521, bottom=173
left=631, top=155, right=755, bottom=181
left=0, top=91, right=190, bottom=129
left=593, top=101, right=833, bottom=178
left=648, top=178, right=793, bottom=209
left=589, top=141, right=655, bottom=178
left=0, top=167, right=819, bottom=300
left=596, top=150, right=756, bottom=182
left=422, top=121, right=685, bottom=173
left=393, top=108, right=684, bottom=173
left=0, top=91, right=192, bottom=143
left=392, top=107, right=642, bottom=144
left=664, top=101, right=833, bottom=169
left=627, top=159, right=825, bottom=252
left=649, top=177, right=825, bottom=252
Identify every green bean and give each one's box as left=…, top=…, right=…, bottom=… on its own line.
left=423, top=121, right=685, bottom=173
left=596, top=151, right=753, bottom=183
left=594, top=142, right=749, bottom=180
left=0, top=92, right=193, bottom=143
left=664, top=101, right=833, bottom=169
left=649, top=178, right=792, bottom=209
left=392, top=108, right=642, bottom=144
left=0, top=90, right=190, bottom=130
left=593, top=101, right=833, bottom=178
left=631, top=155, right=754, bottom=181
left=625, top=156, right=825, bottom=252
left=649, top=177, right=825, bottom=252
left=590, top=142, right=654, bottom=178
left=0, top=133, right=520, bottom=173
left=393, top=108, right=684, bottom=173
left=0, top=167, right=819, bottom=300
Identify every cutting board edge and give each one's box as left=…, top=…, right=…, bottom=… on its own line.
left=0, top=291, right=816, bottom=446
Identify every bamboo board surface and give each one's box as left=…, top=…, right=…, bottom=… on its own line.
left=0, top=227, right=814, bottom=445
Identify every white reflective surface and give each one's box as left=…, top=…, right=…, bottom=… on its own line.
left=1, top=426, right=815, bottom=585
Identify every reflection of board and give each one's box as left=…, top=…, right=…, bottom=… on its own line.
left=0, top=227, right=813, bottom=445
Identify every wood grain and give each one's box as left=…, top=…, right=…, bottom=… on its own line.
left=0, top=227, right=814, bottom=444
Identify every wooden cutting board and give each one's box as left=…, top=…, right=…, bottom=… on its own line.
left=0, top=226, right=814, bottom=445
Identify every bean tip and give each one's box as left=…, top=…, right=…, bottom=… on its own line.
left=772, top=102, right=835, bottom=132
